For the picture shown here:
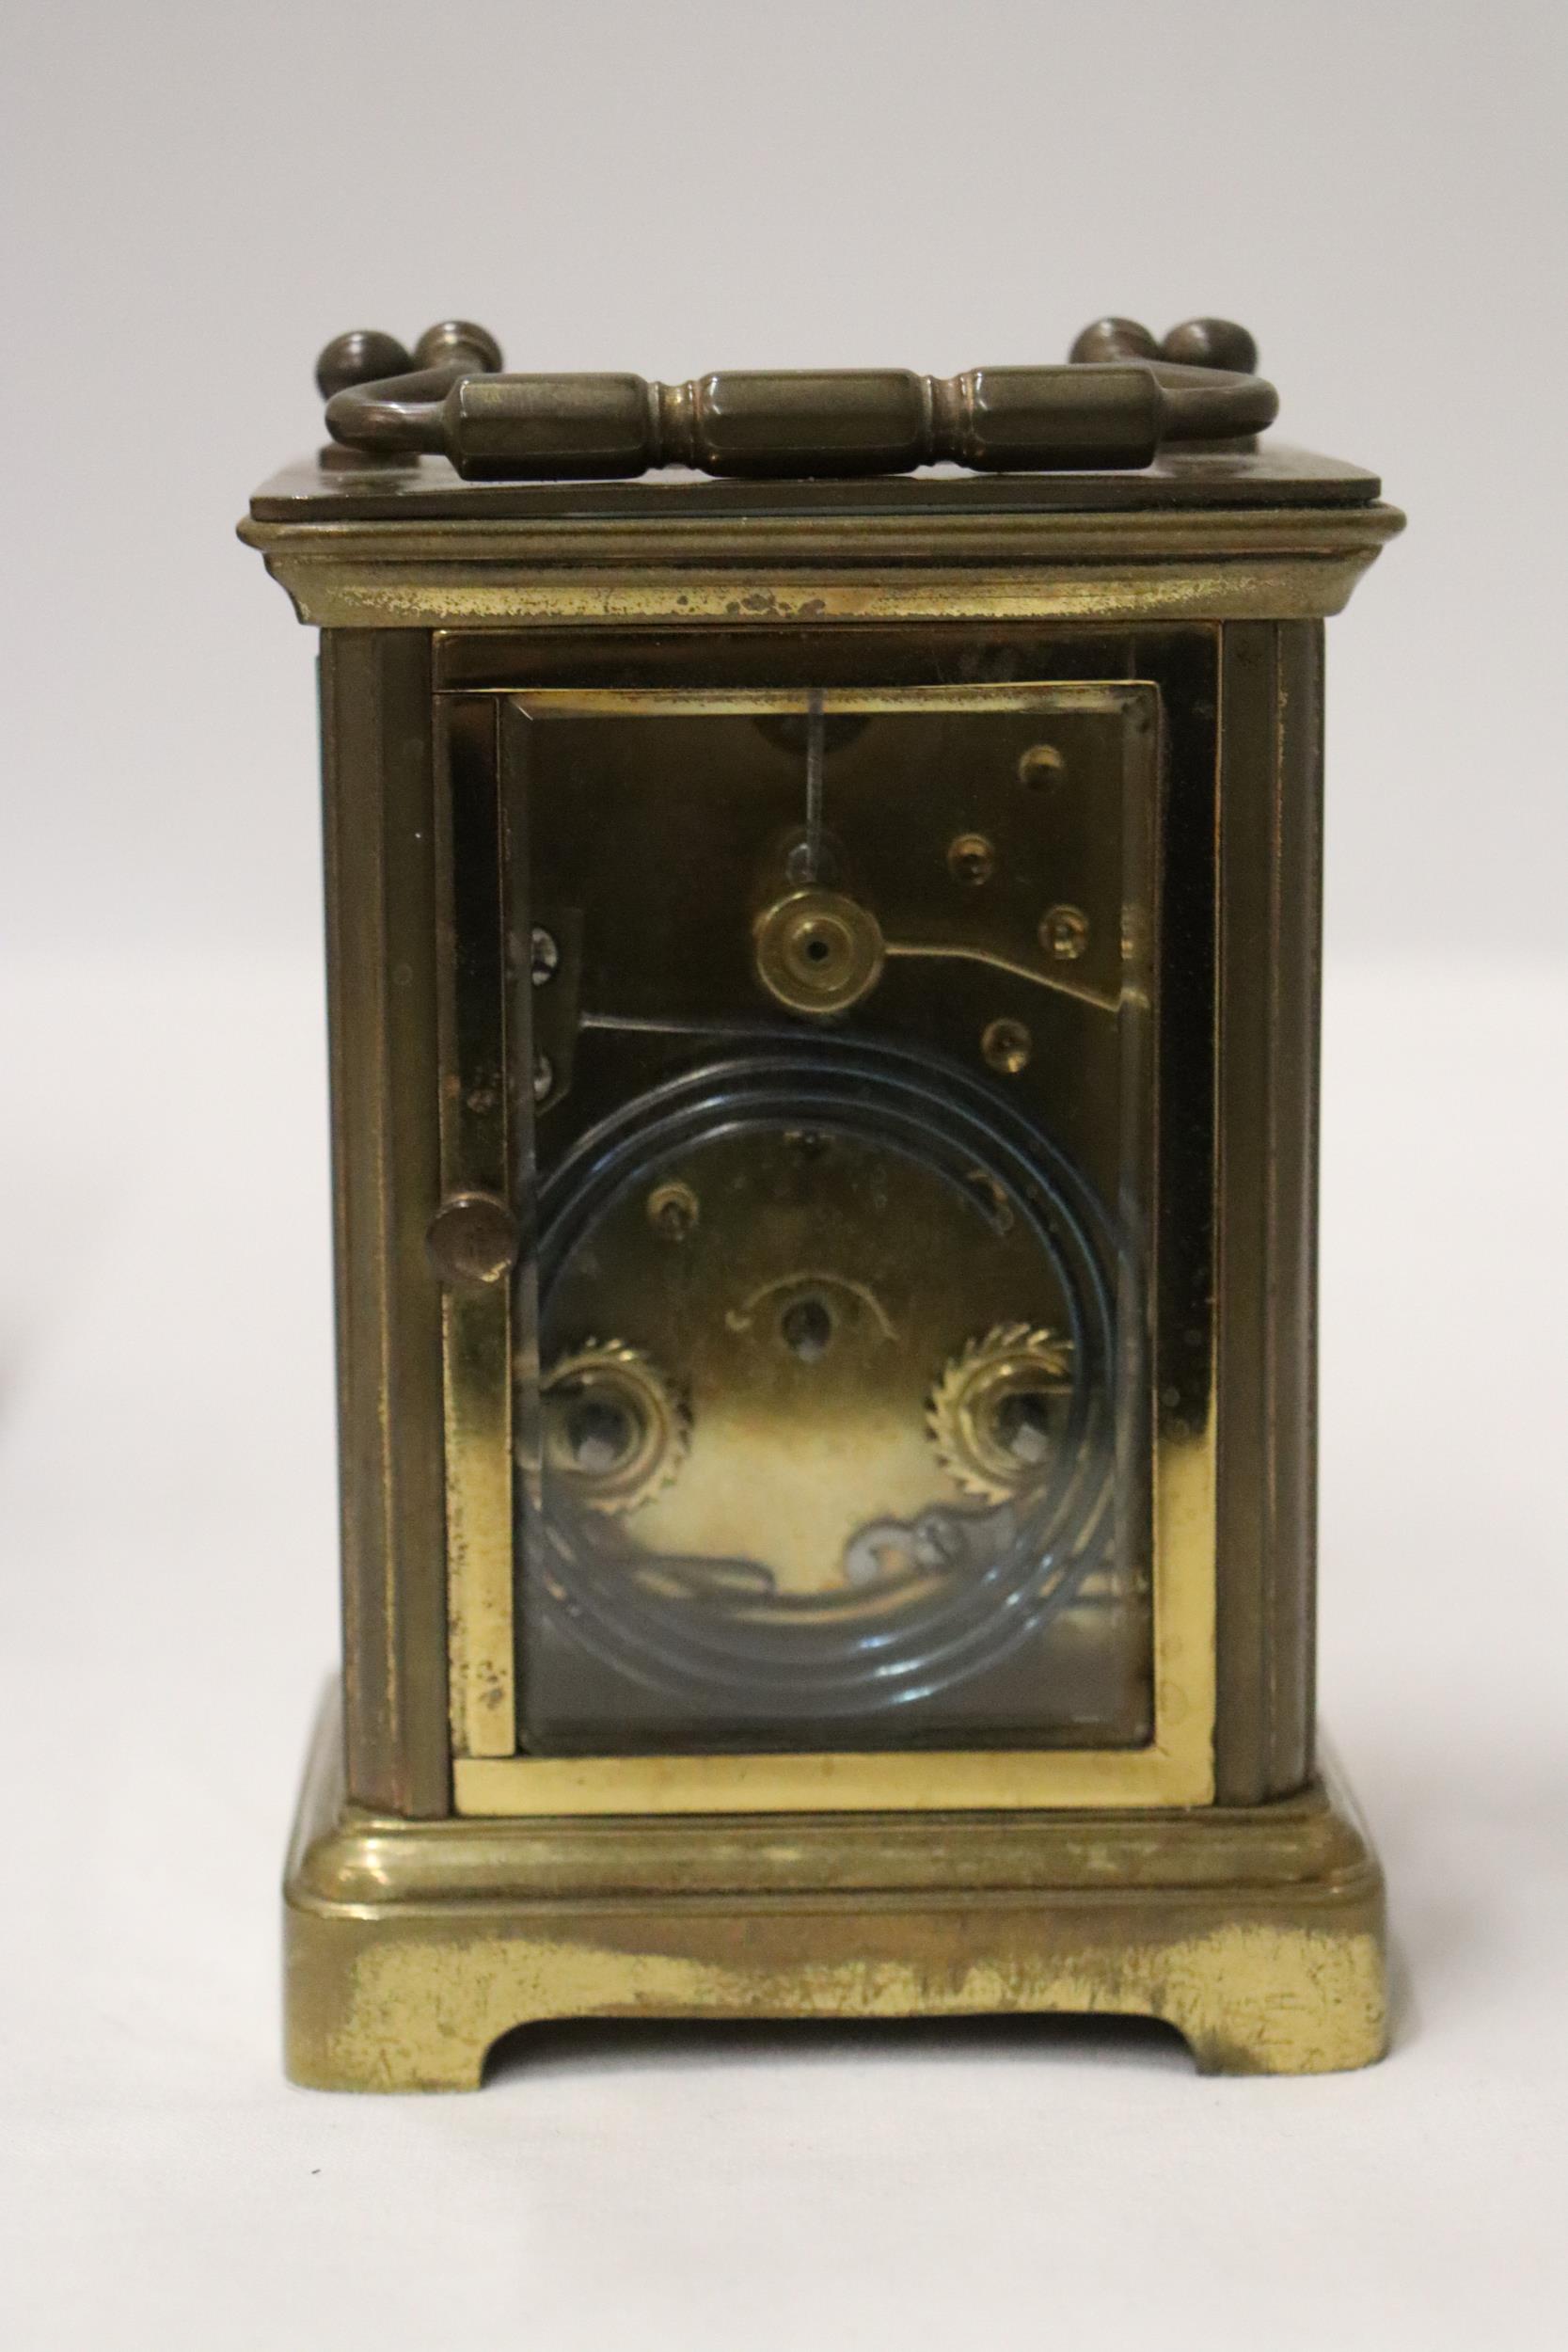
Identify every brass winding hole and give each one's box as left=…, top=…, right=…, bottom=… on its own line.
left=753, top=888, right=884, bottom=1017
left=992, top=1390, right=1053, bottom=1465
left=927, top=1323, right=1075, bottom=1501
left=540, top=1342, right=689, bottom=1513
left=780, top=1295, right=833, bottom=1361
left=565, top=1392, right=641, bottom=1472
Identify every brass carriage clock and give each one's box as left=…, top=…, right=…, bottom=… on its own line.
left=241, top=314, right=1402, bottom=2088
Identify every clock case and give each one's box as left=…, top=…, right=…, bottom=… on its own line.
left=243, top=413, right=1401, bottom=2089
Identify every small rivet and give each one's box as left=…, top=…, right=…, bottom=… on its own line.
left=981, top=1017, right=1032, bottom=1075
left=647, top=1180, right=699, bottom=1242
left=531, top=928, right=559, bottom=985
left=947, top=832, right=995, bottom=886
left=532, top=1053, right=554, bottom=1102
left=1040, top=904, right=1090, bottom=961
left=1018, top=743, right=1065, bottom=791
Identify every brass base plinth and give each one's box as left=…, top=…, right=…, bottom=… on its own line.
left=284, top=1698, right=1387, bottom=2091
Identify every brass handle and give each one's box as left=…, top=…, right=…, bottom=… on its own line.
left=316, top=315, right=1275, bottom=482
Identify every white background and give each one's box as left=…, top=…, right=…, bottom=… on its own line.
left=2, top=4, right=1565, bottom=2346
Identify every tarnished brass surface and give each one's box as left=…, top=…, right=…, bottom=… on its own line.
left=312, top=315, right=1276, bottom=481
left=244, top=413, right=1400, bottom=2088
left=284, top=1690, right=1386, bottom=2090
left=1072, top=316, right=1259, bottom=374
left=251, top=440, right=1386, bottom=522
left=1213, top=623, right=1324, bottom=1800
left=240, top=499, right=1402, bottom=630
left=319, top=634, right=449, bottom=1815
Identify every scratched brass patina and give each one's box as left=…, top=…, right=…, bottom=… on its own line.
left=243, top=314, right=1402, bottom=2087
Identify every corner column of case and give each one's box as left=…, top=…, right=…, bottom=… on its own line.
left=319, top=630, right=450, bottom=1815
left=1212, top=620, right=1323, bottom=1803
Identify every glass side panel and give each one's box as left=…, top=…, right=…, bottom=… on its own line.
left=506, top=687, right=1159, bottom=1754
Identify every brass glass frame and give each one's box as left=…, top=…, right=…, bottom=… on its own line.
left=437, top=680, right=1213, bottom=1815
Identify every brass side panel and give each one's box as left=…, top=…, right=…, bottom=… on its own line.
left=1212, top=622, right=1323, bottom=1802
left=320, top=633, right=449, bottom=1815
left=284, top=1692, right=1386, bottom=2090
